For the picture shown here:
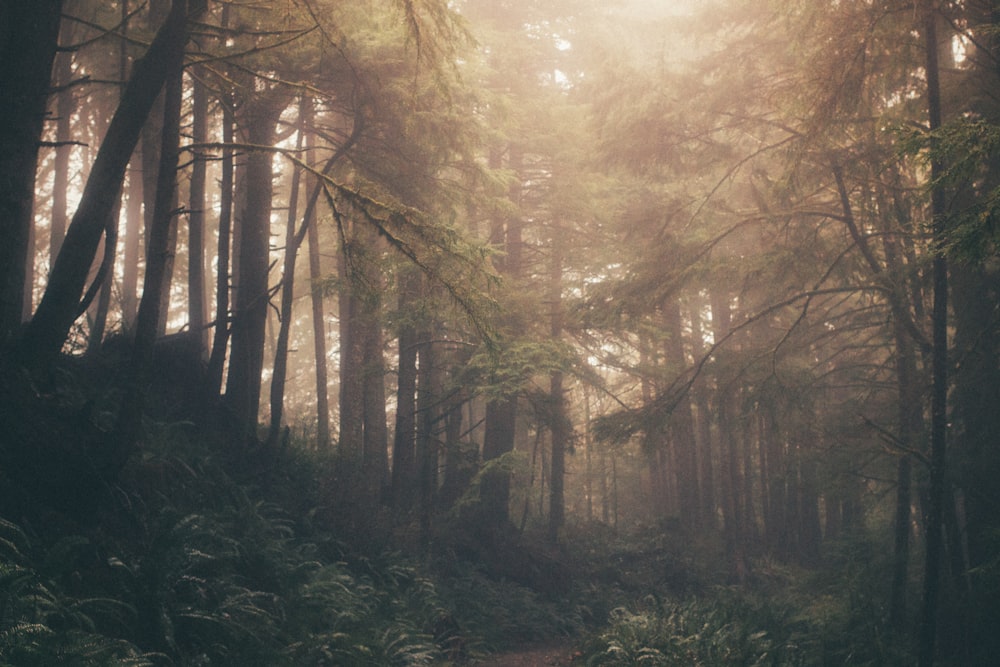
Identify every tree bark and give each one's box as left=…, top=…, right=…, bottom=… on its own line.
left=338, top=221, right=364, bottom=463
left=266, top=98, right=307, bottom=449
left=0, top=0, right=63, bottom=345
left=206, top=92, right=234, bottom=397
left=115, top=14, right=186, bottom=460
left=710, top=286, right=748, bottom=583
left=224, top=90, right=286, bottom=442
left=481, top=145, right=523, bottom=533
left=918, top=6, right=949, bottom=665
left=548, top=226, right=567, bottom=542
left=391, top=267, right=420, bottom=506
left=663, top=297, right=700, bottom=527
left=187, top=69, right=208, bottom=352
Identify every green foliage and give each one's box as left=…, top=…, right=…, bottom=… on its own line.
left=583, top=592, right=808, bottom=666
left=434, top=558, right=583, bottom=653
left=0, top=518, right=154, bottom=666
left=0, top=424, right=467, bottom=666
left=897, top=118, right=1000, bottom=263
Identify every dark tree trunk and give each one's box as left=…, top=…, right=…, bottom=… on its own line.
left=307, top=187, right=330, bottom=449
left=798, top=451, right=822, bottom=565
left=711, top=286, right=748, bottom=583
left=918, top=7, right=949, bottom=665
left=187, top=69, right=208, bottom=352
left=0, top=0, right=63, bottom=345
left=225, top=91, right=286, bottom=442
left=482, top=397, right=516, bottom=528
left=391, top=268, right=420, bottom=507
left=50, top=21, right=75, bottom=271
left=206, top=93, right=234, bottom=397
left=115, top=19, right=186, bottom=460
left=547, top=219, right=567, bottom=542
left=480, top=145, right=523, bottom=533
left=689, top=300, right=717, bottom=527
left=338, top=224, right=364, bottom=463
left=361, top=243, right=389, bottom=498
left=440, top=373, right=472, bottom=509
left=664, top=297, right=700, bottom=527
left=121, top=158, right=143, bottom=330
left=417, top=328, right=440, bottom=547
left=266, top=98, right=307, bottom=449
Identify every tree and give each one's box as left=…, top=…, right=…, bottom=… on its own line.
left=17, top=0, right=200, bottom=371
left=0, top=1, right=64, bottom=345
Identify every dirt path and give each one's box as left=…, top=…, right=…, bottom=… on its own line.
left=470, top=642, right=580, bottom=666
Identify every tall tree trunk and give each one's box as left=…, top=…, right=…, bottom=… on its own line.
left=87, top=13, right=131, bottom=355
left=548, top=222, right=567, bottom=542
left=0, top=0, right=63, bottom=345
left=664, top=297, right=700, bottom=527
left=440, top=373, right=471, bottom=509
left=50, top=22, right=75, bottom=272
left=224, top=90, right=286, bottom=442
left=85, top=207, right=118, bottom=353
left=711, top=286, right=748, bottom=583
left=583, top=382, right=594, bottom=520
left=187, top=69, right=208, bottom=352
left=361, top=242, right=390, bottom=498
left=391, top=267, right=420, bottom=507
left=115, top=20, right=186, bottom=461
left=689, top=300, right=717, bottom=527
left=206, top=91, right=234, bottom=397
left=338, top=221, right=364, bottom=463
left=918, top=6, right=949, bottom=665
left=307, top=186, right=331, bottom=449
left=481, top=145, right=523, bottom=533
left=266, top=98, right=307, bottom=449
left=886, top=220, right=923, bottom=631
left=417, top=327, right=439, bottom=547
left=17, top=0, right=193, bottom=370
left=118, top=0, right=142, bottom=332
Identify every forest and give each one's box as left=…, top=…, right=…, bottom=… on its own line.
left=1, top=0, right=999, bottom=664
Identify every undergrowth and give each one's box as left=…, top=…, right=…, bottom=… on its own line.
left=0, top=370, right=927, bottom=666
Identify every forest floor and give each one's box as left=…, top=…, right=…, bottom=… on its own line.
left=470, top=641, right=581, bottom=666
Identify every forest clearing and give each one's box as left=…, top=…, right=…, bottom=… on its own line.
left=1, top=0, right=999, bottom=664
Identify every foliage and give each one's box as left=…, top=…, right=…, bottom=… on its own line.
left=433, top=557, right=583, bottom=654
left=583, top=592, right=808, bottom=667
left=0, top=424, right=458, bottom=666
left=0, top=518, right=155, bottom=666
left=897, top=117, right=1000, bottom=263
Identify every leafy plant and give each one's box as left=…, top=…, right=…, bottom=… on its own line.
left=583, top=592, right=808, bottom=666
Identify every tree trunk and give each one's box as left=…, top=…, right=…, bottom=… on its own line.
left=115, top=20, right=186, bottom=460
left=206, top=93, right=234, bottom=397
left=710, top=286, right=748, bottom=583
left=224, top=91, right=286, bottom=442
left=664, top=297, right=700, bottom=527
left=0, top=0, right=63, bottom=345
left=307, top=193, right=330, bottom=449
left=481, top=145, right=523, bottom=533
left=266, top=98, right=307, bottom=449
left=417, top=327, right=440, bottom=547
left=361, top=247, right=389, bottom=498
left=391, top=267, right=420, bottom=507
left=689, top=300, right=717, bottom=527
left=918, top=7, right=949, bottom=665
left=187, top=69, right=208, bottom=352
left=338, top=222, right=364, bottom=463
left=50, top=21, right=75, bottom=271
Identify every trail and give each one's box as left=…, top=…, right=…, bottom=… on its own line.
left=471, top=641, right=579, bottom=666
